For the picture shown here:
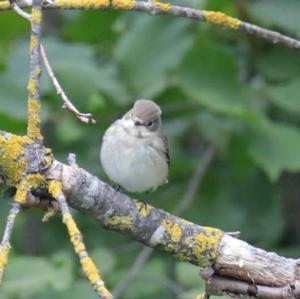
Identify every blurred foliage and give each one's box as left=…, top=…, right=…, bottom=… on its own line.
left=0, top=0, right=300, bottom=298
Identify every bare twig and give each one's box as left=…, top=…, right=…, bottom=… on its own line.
left=11, top=2, right=31, bottom=19
left=112, top=246, right=153, bottom=298
left=12, top=3, right=96, bottom=125
left=40, top=46, right=96, bottom=124
left=54, top=188, right=112, bottom=299
left=173, top=146, right=215, bottom=215
left=113, top=146, right=216, bottom=298
left=2, top=0, right=300, bottom=50
left=0, top=202, right=21, bottom=283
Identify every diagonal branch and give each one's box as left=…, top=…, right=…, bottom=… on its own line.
left=112, top=145, right=216, bottom=298
left=48, top=181, right=112, bottom=299
left=0, top=129, right=300, bottom=298
left=1, top=0, right=300, bottom=50
left=0, top=202, right=21, bottom=284
left=40, top=46, right=96, bottom=124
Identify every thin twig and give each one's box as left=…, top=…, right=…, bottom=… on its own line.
left=112, top=146, right=216, bottom=298
left=2, top=0, right=300, bottom=50
left=11, top=3, right=96, bottom=125
left=1, top=203, right=22, bottom=244
left=55, top=189, right=112, bottom=299
left=173, top=146, right=215, bottom=215
left=0, top=202, right=21, bottom=283
left=40, top=46, right=96, bottom=124
left=112, top=246, right=153, bottom=298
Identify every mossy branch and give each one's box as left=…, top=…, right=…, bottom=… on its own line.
left=1, top=129, right=300, bottom=298
left=1, top=0, right=300, bottom=50
left=27, top=0, right=43, bottom=141
left=0, top=1, right=109, bottom=296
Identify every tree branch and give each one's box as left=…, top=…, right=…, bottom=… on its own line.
left=0, top=129, right=300, bottom=298
left=1, top=0, right=300, bottom=50
left=10, top=3, right=96, bottom=125
left=113, top=145, right=216, bottom=298
left=0, top=202, right=21, bottom=283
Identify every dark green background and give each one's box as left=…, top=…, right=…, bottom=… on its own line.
left=0, top=0, right=300, bottom=298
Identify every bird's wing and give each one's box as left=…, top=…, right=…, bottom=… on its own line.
left=159, top=132, right=170, bottom=167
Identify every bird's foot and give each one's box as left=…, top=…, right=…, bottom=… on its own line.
left=112, top=183, right=121, bottom=192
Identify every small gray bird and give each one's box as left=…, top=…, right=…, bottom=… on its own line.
left=100, top=99, right=169, bottom=193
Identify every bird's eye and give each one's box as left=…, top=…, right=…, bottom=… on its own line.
left=134, top=121, right=142, bottom=126
left=146, top=121, right=153, bottom=127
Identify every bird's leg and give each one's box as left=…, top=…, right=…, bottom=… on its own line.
left=138, top=194, right=151, bottom=212
left=111, top=183, right=121, bottom=192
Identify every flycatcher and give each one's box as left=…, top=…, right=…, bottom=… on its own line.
left=100, top=99, right=169, bottom=193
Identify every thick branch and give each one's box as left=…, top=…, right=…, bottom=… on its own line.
left=46, top=160, right=299, bottom=285
left=1, top=1, right=300, bottom=50
left=1, top=129, right=300, bottom=298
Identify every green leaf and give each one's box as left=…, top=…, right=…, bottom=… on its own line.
left=256, top=48, right=300, bottom=81
left=179, top=37, right=257, bottom=120
left=0, top=40, right=50, bottom=120
left=175, top=262, right=202, bottom=288
left=90, top=247, right=116, bottom=275
left=122, top=259, right=169, bottom=299
left=268, top=79, right=300, bottom=115
left=249, top=0, right=300, bottom=35
left=247, top=121, right=300, bottom=181
left=2, top=255, right=73, bottom=297
left=55, top=116, right=85, bottom=144
left=63, top=11, right=119, bottom=44
left=59, top=280, right=95, bottom=299
left=43, top=38, right=130, bottom=105
left=114, top=16, right=194, bottom=97
left=0, top=12, right=27, bottom=43
left=197, top=111, right=241, bottom=151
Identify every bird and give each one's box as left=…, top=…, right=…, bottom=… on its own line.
left=100, top=99, right=169, bottom=193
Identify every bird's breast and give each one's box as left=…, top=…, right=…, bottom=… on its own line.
left=100, top=122, right=168, bottom=193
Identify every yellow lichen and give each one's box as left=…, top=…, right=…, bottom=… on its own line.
left=135, top=201, right=152, bottom=217
left=63, top=213, right=80, bottom=237
left=184, top=227, right=223, bottom=267
left=104, top=216, right=133, bottom=231
left=81, top=256, right=112, bottom=297
left=203, top=11, right=241, bottom=30
left=25, top=173, right=46, bottom=188
left=15, top=174, right=45, bottom=204
left=42, top=206, right=58, bottom=222
left=34, top=67, right=41, bottom=77
left=31, top=7, right=42, bottom=24
left=15, top=181, right=29, bottom=204
left=153, top=0, right=171, bottom=12
left=161, top=219, right=182, bottom=243
left=27, top=98, right=42, bottom=140
left=29, top=35, right=38, bottom=53
left=56, top=0, right=109, bottom=9
left=62, top=213, right=112, bottom=297
left=0, top=134, right=33, bottom=185
left=48, top=180, right=63, bottom=199
left=81, top=256, right=100, bottom=284
left=0, top=1, right=10, bottom=10
left=44, top=148, right=54, bottom=168
left=0, top=243, right=11, bottom=272
left=111, top=0, right=135, bottom=10
left=62, top=213, right=86, bottom=254
left=27, top=79, right=37, bottom=96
